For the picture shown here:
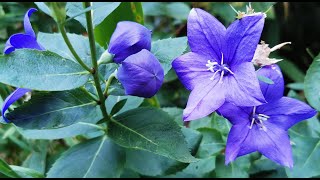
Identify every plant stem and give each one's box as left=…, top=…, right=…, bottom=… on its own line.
left=103, top=72, right=116, bottom=97
left=57, top=23, right=93, bottom=73
left=83, top=2, right=108, bottom=119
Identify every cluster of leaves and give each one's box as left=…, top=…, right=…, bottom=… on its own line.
left=0, top=2, right=319, bottom=178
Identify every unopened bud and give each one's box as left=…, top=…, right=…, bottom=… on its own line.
left=98, top=51, right=114, bottom=65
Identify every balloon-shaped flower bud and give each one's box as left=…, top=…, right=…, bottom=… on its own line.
left=108, top=21, right=152, bottom=63
left=117, top=49, right=164, bottom=98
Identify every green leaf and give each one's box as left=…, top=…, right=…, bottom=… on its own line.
left=99, top=63, right=118, bottom=80
left=110, top=99, right=127, bottom=116
left=287, top=82, right=304, bottom=90
left=106, top=95, right=143, bottom=116
left=257, top=74, right=274, bottom=84
left=215, top=155, right=251, bottom=178
left=22, top=140, right=48, bottom=174
left=94, top=2, right=144, bottom=47
left=47, top=136, right=125, bottom=178
left=10, top=166, right=44, bottom=178
left=171, top=156, right=216, bottom=178
left=286, top=130, right=320, bottom=177
left=17, top=122, right=103, bottom=139
left=151, top=37, right=188, bottom=75
left=66, top=2, right=121, bottom=28
left=7, top=88, right=102, bottom=130
left=34, top=2, right=52, bottom=17
left=0, top=49, right=90, bottom=91
left=124, top=126, right=202, bottom=176
left=108, top=107, right=198, bottom=163
left=162, top=107, right=183, bottom=126
left=37, top=32, right=105, bottom=67
left=197, top=128, right=225, bottom=158
left=250, top=156, right=287, bottom=178
left=0, top=159, right=20, bottom=178
left=304, top=53, right=320, bottom=111
left=277, top=56, right=305, bottom=82
left=143, top=2, right=190, bottom=20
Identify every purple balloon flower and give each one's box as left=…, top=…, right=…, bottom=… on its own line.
left=108, top=21, right=152, bottom=64
left=172, top=8, right=266, bottom=121
left=1, top=8, right=44, bottom=123
left=117, top=49, right=164, bottom=98
left=218, top=65, right=317, bottom=168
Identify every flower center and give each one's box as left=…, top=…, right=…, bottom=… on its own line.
left=205, top=53, right=234, bottom=83
left=249, top=106, right=269, bottom=131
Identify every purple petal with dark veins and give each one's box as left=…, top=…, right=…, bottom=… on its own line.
left=4, top=34, right=44, bottom=54
left=172, top=52, right=213, bottom=91
left=183, top=79, right=225, bottom=121
left=117, top=49, right=164, bottom=98
left=257, top=97, right=317, bottom=130
left=257, top=64, right=284, bottom=102
left=108, top=21, right=152, bottom=63
left=187, top=8, right=226, bottom=62
left=225, top=121, right=294, bottom=168
left=217, top=102, right=252, bottom=125
left=24, top=8, right=37, bottom=38
left=1, top=88, right=30, bottom=123
left=224, top=14, right=265, bottom=66
left=223, top=62, right=266, bottom=106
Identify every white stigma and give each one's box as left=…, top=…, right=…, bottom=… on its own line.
left=205, top=52, right=234, bottom=83
left=249, top=106, right=270, bottom=131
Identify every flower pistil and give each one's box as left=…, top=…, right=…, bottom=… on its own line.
left=205, top=53, right=234, bottom=83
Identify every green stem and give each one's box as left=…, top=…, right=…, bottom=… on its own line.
left=147, top=96, right=161, bottom=108
left=57, top=23, right=93, bottom=73
left=80, top=87, right=98, bottom=102
left=103, top=72, right=116, bottom=97
left=83, top=2, right=108, bottom=119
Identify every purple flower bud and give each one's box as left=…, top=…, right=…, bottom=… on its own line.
left=117, top=49, right=164, bottom=98
left=108, top=21, right=152, bottom=63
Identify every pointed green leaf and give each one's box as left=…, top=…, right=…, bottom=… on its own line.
left=37, top=32, right=104, bottom=67
left=151, top=37, right=188, bottom=75
left=94, top=2, right=144, bottom=47
left=108, top=107, right=198, bottom=163
left=7, top=88, right=102, bottom=130
left=10, top=166, right=44, bottom=178
left=0, top=49, right=90, bottom=91
left=47, top=136, right=125, bottom=178
left=66, top=2, right=121, bottom=28
left=0, top=159, right=20, bottom=178
left=17, top=122, right=103, bottom=139
left=215, top=155, right=251, bottom=178
left=304, top=53, right=320, bottom=111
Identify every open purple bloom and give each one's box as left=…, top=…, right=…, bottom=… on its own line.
left=108, top=21, right=152, bottom=64
left=172, top=8, right=266, bottom=121
left=117, top=49, right=164, bottom=98
left=218, top=64, right=317, bottom=168
left=1, top=8, right=44, bottom=123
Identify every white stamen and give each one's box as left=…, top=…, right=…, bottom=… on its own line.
left=249, top=106, right=256, bottom=129
left=220, top=52, right=224, bottom=65
left=219, top=70, right=224, bottom=83
left=224, top=67, right=235, bottom=75
left=258, top=114, right=270, bottom=118
left=210, top=70, right=221, bottom=80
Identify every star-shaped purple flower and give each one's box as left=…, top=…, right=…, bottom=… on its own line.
left=218, top=64, right=317, bottom=167
left=1, top=8, right=44, bottom=123
left=172, top=8, right=267, bottom=121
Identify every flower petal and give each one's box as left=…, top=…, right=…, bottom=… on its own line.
left=117, top=49, right=164, bottom=98
left=257, top=97, right=317, bottom=130
left=172, top=52, right=213, bottom=91
left=183, top=79, right=225, bottom=121
left=224, top=62, right=266, bottom=106
left=108, top=21, right=152, bottom=63
left=24, top=8, right=37, bottom=38
left=225, top=122, right=251, bottom=164
left=252, top=122, right=293, bottom=168
left=187, top=8, right=226, bottom=62
left=217, top=102, right=252, bottom=125
left=226, top=121, right=294, bottom=168
left=224, top=13, right=265, bottom=66
left=257, top=64, right=284, bottom=102
left=1, top=88, right=30, bottom=123
left=4, top=34, right=44, bottom=54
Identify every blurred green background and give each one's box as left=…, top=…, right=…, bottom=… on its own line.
left=0, top=2, right=320, bottom=178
